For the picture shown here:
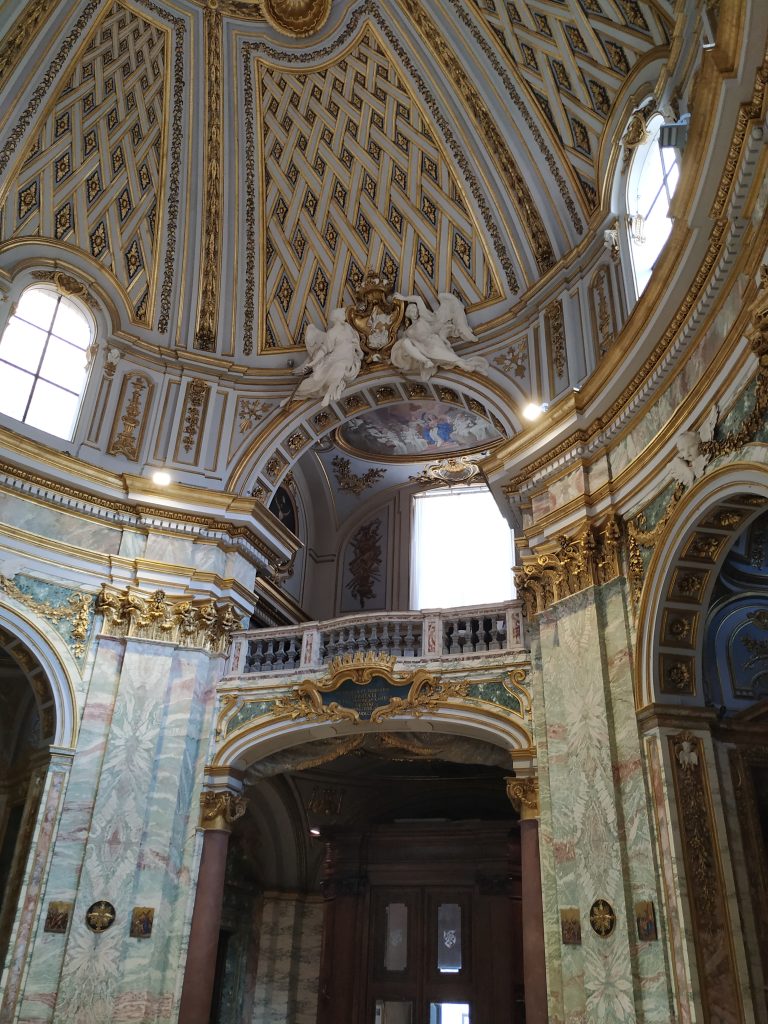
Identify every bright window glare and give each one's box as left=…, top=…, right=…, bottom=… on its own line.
left=411, top=486, right=513, bottom=610
left=0, top=286, right=92, bottom=440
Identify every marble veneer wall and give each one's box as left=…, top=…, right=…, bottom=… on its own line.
left=0, top=484, right=260, bottom=1024
left=251, top=894, right=323, bottom=1024
left=530, top=577, right=675, bottom=1024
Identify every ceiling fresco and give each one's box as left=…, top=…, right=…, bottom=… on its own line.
left=336, top=399, right=502, bottom=460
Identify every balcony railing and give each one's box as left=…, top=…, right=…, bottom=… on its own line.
left=227, top=602, right=526, bottom=675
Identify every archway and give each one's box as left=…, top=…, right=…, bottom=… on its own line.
left=212, top=733, right=525, bottom=1024
left=633, top=466, right=768, bottom=1018
left=0, top=610, right=77, bottom=977
left=180, top=658, right=544, bottom=1024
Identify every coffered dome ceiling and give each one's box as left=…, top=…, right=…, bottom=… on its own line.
left=0, top=0, right=683, bottom=508
left=1, top=0, right=672, bottom=348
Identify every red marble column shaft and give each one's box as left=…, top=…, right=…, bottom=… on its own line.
left=177, top=829, right=231, bottom=1024
left=521, top=817, right=548, bottom=1024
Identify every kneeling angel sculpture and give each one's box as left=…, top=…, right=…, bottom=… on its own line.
left=288, top=308, right=363, bottom=407
left=391, top=293, right=488, bottom=381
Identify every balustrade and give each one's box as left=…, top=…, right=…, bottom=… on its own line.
left=229, top=602, right=524, bottom=675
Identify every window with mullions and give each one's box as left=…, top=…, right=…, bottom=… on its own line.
left=0, top=285, right=93, bottom=441
left=627, top=112, right=680, bottom=297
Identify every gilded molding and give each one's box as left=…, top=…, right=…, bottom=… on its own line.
left=96, top=585, right=237, bottom=653
left=262, top=0, right=332, bottom=36
left=181, top=378, right=210, bottom=454
left=199, top=790, right=246, bottom=831
left=0, top=574, right=93, bottom=659
left=194, top=8, right=223, bottom=351
left=331, top=456, right=385, bottom=495
left=0, top=0, right=59, bottom=90
left=444, top=0, right=583, bottom=234
left=513, top=516, right=622, bottom=617
left=505, top=776, right=539, bottom=819
left=669, top=732, right=743, bottom=1017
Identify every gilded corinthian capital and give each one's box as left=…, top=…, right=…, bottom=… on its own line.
left=505, top=777, right=540, bottom=820
left=199, top=790, right=247, bottom=831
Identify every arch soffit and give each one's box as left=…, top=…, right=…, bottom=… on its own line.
left=227, top=372, right=523, bottom=497
left=0, top=601, right=80, bottom=750
left=212, top=707, right=534, bottom=775
left=635, top=463, right=768, bottom=710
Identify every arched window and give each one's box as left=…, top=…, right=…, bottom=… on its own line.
left=626, top=112, right=680, bottom=296
left=0, top=284, right=93, bottom=441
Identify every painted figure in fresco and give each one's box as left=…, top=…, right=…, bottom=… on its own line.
left=288, top=308, right=363, bottom=407
left=391, top=294, right=488, bottom=381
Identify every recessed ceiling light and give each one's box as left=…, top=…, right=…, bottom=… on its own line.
left=522, top=402, right=548, bottom=421
left=151, top=470, right=172, bottom=486
left=309, top=827, right=321, bottom=837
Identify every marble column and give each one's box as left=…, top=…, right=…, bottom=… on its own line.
left=506, top=777, right=547, bottom=1024
left=178, top=790, right=246, bottom=1024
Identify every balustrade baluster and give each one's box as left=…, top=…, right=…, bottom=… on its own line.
left=403, top=623, right=415, bottom=657
left=392, top=620, right=403, bottom=656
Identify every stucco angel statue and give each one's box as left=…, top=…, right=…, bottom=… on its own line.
left=668, top=405, right=718, bottom=489
left=287, top=308, right=363, bottom=407
left=390, top=293, right=488, bottom=381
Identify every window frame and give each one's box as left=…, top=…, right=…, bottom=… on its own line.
left=0, top=281, right=96, bottom=443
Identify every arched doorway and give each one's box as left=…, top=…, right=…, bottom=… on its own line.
left=0, top=630, right=56, bottom=968
left=180, top=655, right=543, bottom=1024
left=210, top=734, right=524, bottom=1024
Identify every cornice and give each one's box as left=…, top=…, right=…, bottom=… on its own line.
left=0, top=430, right=300, bottom=572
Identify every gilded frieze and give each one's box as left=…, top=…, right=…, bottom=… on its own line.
left=513, top=516, right=623, bottom=617
left=194, top=8, right=222, bottom=351
left=0, top=0, right=61, bottom=92
left=96, top=585, right=237, bottom=653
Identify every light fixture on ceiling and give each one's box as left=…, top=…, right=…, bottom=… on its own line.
left=151, top=470, right=172, bottom=486
left=522, top=402, right=548, bottom=422
left=309, top=827, right=321, bottom=837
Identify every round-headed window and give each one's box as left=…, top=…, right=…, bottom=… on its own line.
left=626, top=112, right=681, bottom=296
left=0, top=285, right=93, bottom=440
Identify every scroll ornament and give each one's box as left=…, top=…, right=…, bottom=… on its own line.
left=199, top=791, right=247, bottom=831
left=505, top=776, right=539, bottom=819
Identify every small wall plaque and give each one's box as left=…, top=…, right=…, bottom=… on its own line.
left=85, top=900, right=116, bottom=933
left=589, top=899, right=616, bottom=937
left=635, top=900, right=658, bottom=941
left=560, top=907, right=581, bottom=945
left=44, top=901, right=73, bottom=934
left=130, top=906, right=154, bottom=938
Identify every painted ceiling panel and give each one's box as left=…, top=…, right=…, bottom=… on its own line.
left=1, top=2, right=170, bottom=324
left=252, top=24, right=505, bottom=353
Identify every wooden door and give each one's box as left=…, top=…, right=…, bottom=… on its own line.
left=317, top=822, right=521, bottom=1024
